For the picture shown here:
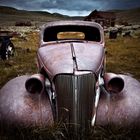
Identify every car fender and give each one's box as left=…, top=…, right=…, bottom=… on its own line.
left=96, top=74, right=140, bottom=127
left=0, top=75, right=53, bottom=127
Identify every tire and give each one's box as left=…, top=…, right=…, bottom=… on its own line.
left=1, top=43, right=15, bottom=60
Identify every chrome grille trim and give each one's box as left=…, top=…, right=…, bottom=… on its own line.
left=54, top=72, right=96, bottom=133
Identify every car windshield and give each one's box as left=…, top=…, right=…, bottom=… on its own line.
left=43, top=25, right=101, bottom=42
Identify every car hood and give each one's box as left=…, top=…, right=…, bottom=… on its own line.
left=37, top=41, right=104, bottom=78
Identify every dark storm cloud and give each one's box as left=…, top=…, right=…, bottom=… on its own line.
left=104, top=0, right=140, bottom=10
left=0, top=0, right=140, bottom=10
left=0, top=0, right=140, bottom=15
left=0, top=0, right=100, bottom=10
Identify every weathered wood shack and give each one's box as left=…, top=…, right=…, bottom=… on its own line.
left=85, top=10, right=116, bottom=27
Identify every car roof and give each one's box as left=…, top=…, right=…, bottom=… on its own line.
left=42, top=20, right=103, bottom=29
left=40, top=20, right=104, bottom=44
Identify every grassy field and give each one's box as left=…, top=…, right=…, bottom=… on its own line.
left=0, top=28, right=140, bottom=139
left=0, top=31, right=38, bottom=88
left=106, top=34, right=140, bottom=80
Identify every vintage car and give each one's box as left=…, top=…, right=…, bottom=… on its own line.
left=0, top=21, right=140, bottom=138
left=0, top=31, right=15, bottom=60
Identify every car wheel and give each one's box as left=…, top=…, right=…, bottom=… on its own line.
left=1, top=43, right=15, bottom=60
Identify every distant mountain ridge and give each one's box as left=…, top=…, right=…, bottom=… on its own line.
left=0, top=5, right=140, bottom=26
left=0, top=5, right=68, bottom=18
left=0, top=5, right=70, bottom=26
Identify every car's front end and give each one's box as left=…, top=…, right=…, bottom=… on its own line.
left=35, top=21, right=105, bottom=135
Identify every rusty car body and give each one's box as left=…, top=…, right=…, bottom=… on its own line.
left=0, top=20, right=140, bottom=137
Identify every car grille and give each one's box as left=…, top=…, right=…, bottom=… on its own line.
left=54, top=72, right=96, bottom=133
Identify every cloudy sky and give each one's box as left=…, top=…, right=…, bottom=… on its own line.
left=0, top=0, right=140, bottom=16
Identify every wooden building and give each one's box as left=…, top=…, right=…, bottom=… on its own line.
left=84, top=10, right=116, bottom=27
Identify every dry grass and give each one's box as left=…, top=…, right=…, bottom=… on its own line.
left=106, top=34, right=140, bottom=80
left=0, top=31, right=39, bottom=87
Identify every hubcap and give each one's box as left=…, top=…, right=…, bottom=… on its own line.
left=6, top=44, right=14, bottom=59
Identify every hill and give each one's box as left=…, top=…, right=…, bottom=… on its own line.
left=115, top=7, right=140, bottom=24
left=107, top=7, right=140, bottom=24
left=0, top=6, right=70, bottom=26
